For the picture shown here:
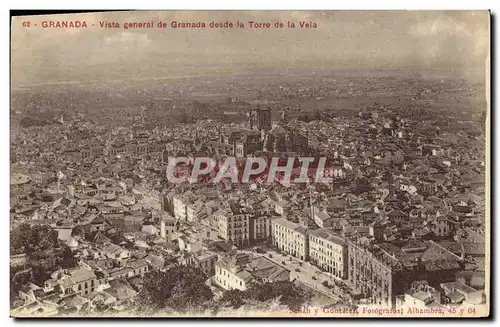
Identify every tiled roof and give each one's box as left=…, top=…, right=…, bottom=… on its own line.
left=309, top=228, right=345, bottom=246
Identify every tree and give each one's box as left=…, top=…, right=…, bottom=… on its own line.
left=92, top=300, right=109, bottom=313
left=11, top=224, right=59, bottom=255
left=134, top=265, right=213, bottom=314
left=71, top=225, right=86, bottom=238
left=217, top=289, right=247, bottom=309
left=262, top=281, right=312, bottom=310
left=216, top=281, right=312, bottom=311
left=10, top=266, right=31, bottom=307
left=30, top=265, right=51, bottom=286
left=30, top=225, right=59, bottom=252
left=10, top=223, right=32, bottom=255
left=57, top=245, right=77, bottom=269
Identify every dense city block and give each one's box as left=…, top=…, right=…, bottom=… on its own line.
left=10, top=68, right=487, bottom=316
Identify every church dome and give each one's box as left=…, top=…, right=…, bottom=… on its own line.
left=269, top=124, right=287, bottom=135
left=91, top=216, right=105, bottom=225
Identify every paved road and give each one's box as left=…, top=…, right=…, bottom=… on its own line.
left=242, top=248, right=343, bottom=303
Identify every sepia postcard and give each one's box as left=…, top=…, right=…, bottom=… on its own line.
left=10, top=10, right=490, bottom=318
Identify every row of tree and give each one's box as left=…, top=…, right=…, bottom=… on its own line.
left=213, top=280, right=312, bottom=313
left=130, top=265, right=312, bottom=316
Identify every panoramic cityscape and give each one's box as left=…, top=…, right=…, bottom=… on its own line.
left=10, top=11, right=489, bottom=317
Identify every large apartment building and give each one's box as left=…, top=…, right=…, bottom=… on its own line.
left=249, top=215, right=271, bottom=245
left=309, top=228, right=348, bottom=279
left=347, top=237, right=463, bottom=308
left=347, top=238, right=400, bottom=307
left=271, top=217, right=309, bottom=261
left=215, top=210, right=250, bottom=248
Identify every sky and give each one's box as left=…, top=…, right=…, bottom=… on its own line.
left=11, top=11, right=490, bottom=86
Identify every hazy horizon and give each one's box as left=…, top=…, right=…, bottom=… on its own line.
left=11, top=10, right=490, bottom=86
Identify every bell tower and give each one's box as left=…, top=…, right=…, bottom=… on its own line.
left=257, top=108, right=271, bottom=131
left=249, top=108, right=271, bottom=131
